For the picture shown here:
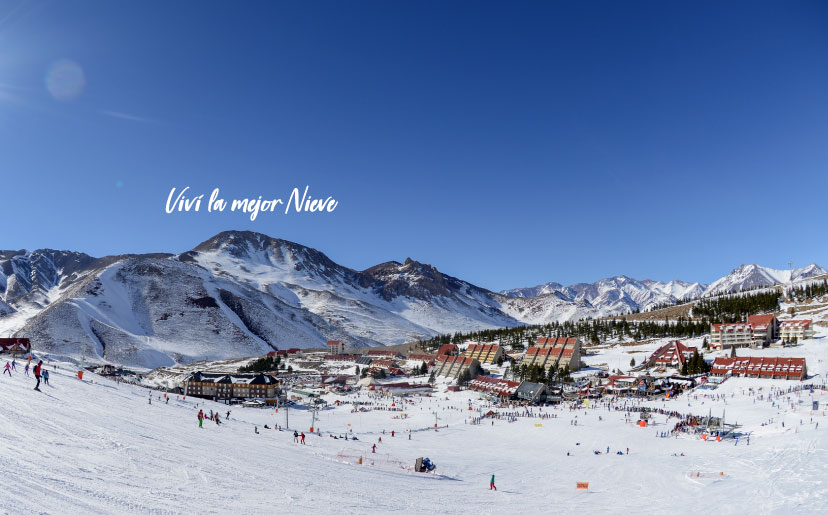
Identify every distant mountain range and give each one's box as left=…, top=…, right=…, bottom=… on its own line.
left=501, top=263, right=827, bottom=310
left=0, top=231, right=823, bottom=368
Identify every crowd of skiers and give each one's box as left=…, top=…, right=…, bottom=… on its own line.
left=3, top=356, right=48, bottom=391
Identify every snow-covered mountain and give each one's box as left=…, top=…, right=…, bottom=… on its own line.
left=701, top=264, right=827, bottom=297
left=0, top=232, right=528, bottom=368
left=502, top=276, right=706, bottom=313
left=1, top=231, right=824, bottom=368
left=501, top=263, right=826, bottom=313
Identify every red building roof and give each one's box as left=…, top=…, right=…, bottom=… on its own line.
left=711, top=356, right=806, bottom=380
left=437, top=344, right=458, bottom=356
left=468, top=376, right=520, bottom=397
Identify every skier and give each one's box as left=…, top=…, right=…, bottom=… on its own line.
left=391, top=430, right=395, bottom=437
left=198, top=409, right=204, bottom=428
left=372, top=444, right=376, bottom=453
left=3, top=362, right=10, bottom=376
left=24, top=363, right=29, bottom=376
left=226, top=410, right=231, bottom=420
left=43, top=370, right=50, bottom=385
left=490, top=474, right=496, bottom=491
left=300, top=432, right=306, bottom=444
left=11, top=359, right=16, bottom=371
left=293, top=431, right=299, bottom=443
left=626, top=447, right=629, bottom=455
left=33, top=360, right=43, bottom=391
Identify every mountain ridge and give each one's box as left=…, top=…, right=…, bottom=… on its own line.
left=0, top=230, right=823, bottom=368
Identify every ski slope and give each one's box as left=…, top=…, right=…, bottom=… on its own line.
left=2, top=338, right=828, bottom=513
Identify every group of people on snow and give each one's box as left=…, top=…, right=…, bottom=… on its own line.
left=3, top=357, right=47, bottom=391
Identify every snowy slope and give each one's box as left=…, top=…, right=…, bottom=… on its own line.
left=2, top=331, right=828, bottom=513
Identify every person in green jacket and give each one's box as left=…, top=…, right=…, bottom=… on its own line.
left=489, top=474, right=496, bottom=491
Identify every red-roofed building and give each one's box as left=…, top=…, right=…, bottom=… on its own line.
left=327, top=340, right=345, bottom=354
left=408, top=353, right=437, bottom=366
left=710, top=356, right=806, bottom=380
left=747, top=314, right=778, bottom=346
left=433, top=354, right=482, bottom=380
left=522, top=337, right=581, bottom=371
left=778, top=320, right=814, bottom=342
left=468, top=376, right=521, bottom=399
left=711, top=314, right=778, bottom=350
left=370, top=359, right=394, bottom=370
left=464, top=343, right=504, bottom=364
left=643, top=340, right=697, bottom=369
left=0, top=338, right=30, bottom=355
left=437, top=344, right=459, bottom=356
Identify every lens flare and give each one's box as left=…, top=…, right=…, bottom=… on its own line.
left=45, top=59, right=85, bottom=101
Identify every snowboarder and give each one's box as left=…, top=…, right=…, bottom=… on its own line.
left=490, top=474, right=496, bottom=491
left=198, top=409, right=204, bottom=428
left=3, top=362, right=10, bottom=376
left=33, top=360, right=43, bottom=391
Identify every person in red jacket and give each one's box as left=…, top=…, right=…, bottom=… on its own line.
left=33, top=360, right=43, bottom=391
left=198, top=409, right=204, bottom=428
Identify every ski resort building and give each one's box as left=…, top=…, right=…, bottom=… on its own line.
left=0, top=338, right=30, bottom=355
left=468, top=376, right=520, bottom=400
left=709, top=356, right=806, bottom=380
left=513, top=381, right=547, bottom=404
left=366, top=350, right=402, bottom=359
left=463, top=344, right=504, bottom=365
left=747, top=314, right=778, bottom=346
left=433, top=355, right=482, bottom=380
left=778, top=320, right=814, bottom=342
left=184, top=372, right=282, bottom=400
left=521, top=337, right=582, bottom=372
left=437, top=344, right=459, bottom=356
left=710, top=314, right=779, bottom=350
left=327, top=340, right=345, bottom=354
left=323, top=354, right=359, bottom=362
left=408, top=353, right=437, bottom=367
left=642, top=340, right=697, bottom=369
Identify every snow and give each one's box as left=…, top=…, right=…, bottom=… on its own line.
left=2, top=325, right=828, bottom=513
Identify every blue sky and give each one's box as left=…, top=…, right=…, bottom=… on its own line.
left=1, top=1, right=826, bottom=290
